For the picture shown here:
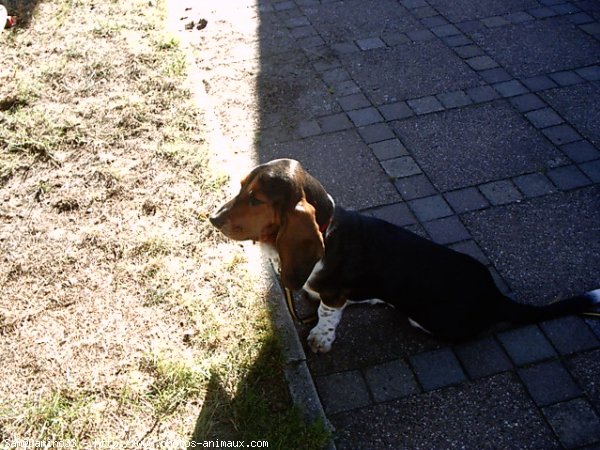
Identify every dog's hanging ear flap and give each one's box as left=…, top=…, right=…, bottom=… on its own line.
left=276, top=197, right=324, bottom=291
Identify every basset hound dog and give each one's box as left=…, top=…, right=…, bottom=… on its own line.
left=210, top=158, right=600, bottom=353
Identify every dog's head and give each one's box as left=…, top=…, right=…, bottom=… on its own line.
left=209, top=159, right=333, bottom=290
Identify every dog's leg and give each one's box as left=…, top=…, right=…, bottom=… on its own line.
left=302, top=284, right=322, bottom=302
left=307, top=301, right=346, bottom=353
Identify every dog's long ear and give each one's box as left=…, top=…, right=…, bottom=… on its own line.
left=276, top=197, right=324, bottom=291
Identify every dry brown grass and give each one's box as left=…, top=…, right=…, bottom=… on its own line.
left=0, top=0, right=329, bottom=447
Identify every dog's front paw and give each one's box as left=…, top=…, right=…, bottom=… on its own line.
left=307, top=326, right=335, bottom=353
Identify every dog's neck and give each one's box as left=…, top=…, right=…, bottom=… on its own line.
left=317, top=194, right=335, bottom=237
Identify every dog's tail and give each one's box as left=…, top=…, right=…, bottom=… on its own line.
left=495, top=288, right=600, bottom=324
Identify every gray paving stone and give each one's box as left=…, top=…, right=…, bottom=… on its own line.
left=525, top=107, right=564, bottom=129
left=329, top=80, right=361, bottom=97
left=393, top=102, right=562, bottom=191
left=285, top=16, right=311, bottom=28
left=331, top=41, right=360, bottom=55
left=321, top=67, right=351, bottom=84
left=540, top=316, right=599, bottom=355
left=551, top=3, right=581, bottom=15
left=454, top=44, right=484, bottom=59
left=400, top=0, right=428, bottom=9
left=479, top=68, right=513, bottom=84
left=472, top=18, right=600, bottom=78
left=493, top=80, right=529, bottom=97
left=549, top=70, right=586, bottom=86
left=394, top=175, right=437, bottom=200
left=462, top=186, right=600, bottom=305
left=497, top=325, right=558, bottom=365
left=319, top=113, right=353, bottom=133
left=542, top=124, right=582, bottom=146
left=260, top=126, right=292, bottom=146
left=368, top=202, right=416, bottom=227
left=561, top=141, right=600, bottom=163
left=315, top=371, right=372, bottom=414
left=363, top=359, right=420, bottom=402
left=539, top=0, right=567, bottom=7
left=407, top=96, right=444, bottom=115
left=411, top=3, right=438, bottom=19
left=543, top=399, right=600, bottom=448
left=547, top=164, right=592, bottom=190
left=505, top=11, right=535, bottom=23
left=378, top=102, right=414, bottom=121
left=381, top=31, right=411, bottom=47
left=290, top=25, right=318, bottom=39
left=449, top=240, right=490, bottom=265
left=300, top=44, right=330, bottom=62
left=296, top=120, right=321, bottom=138
left=455, top=336, right=513, bottom=379
left=337, top=93, right=372, bottom=111
left=313, top=58, right=341, bottom=73
left=580, top=22, right=600, bottom=37
left=518, top=361, right=582, bottom=406
left=444, top=187, right=489, bottom=213
left=356, top=37, right=386, bottom=51
left=567, top=349, right=600, bottom=410
left=296, top=35, right=325, bottom=48
left=509, top=93, right=547, bottom=112
left=576, top=64, right=600, bottom=81
left=357, top=123, right=395, bottom=144
left=303, top=0, right=421, bottom=44
left=528, top=6, right=559, bottom=18
left=456, top=19, right=487, bottom=34
left=587, top=318, right=600, bottom=341
left=580, top=159, right=600, bottom=182
left=513, top=173, right=557, bottom=197
left=431, top=24, right=461, bottom=37
left=341, top=42, right=480, bottom=103
left=406, top=29, right=436, bottom=42
left=273, top=1, right=295, bottom=12
left=408, top=195, right=453, bottom=221
left=369, top=139, right=409, bottom=160
left=441, top=34, right=473, bottom=48
left=479, top=180, right=523, bottom=205
left=331, top=372, right=560, bottom=449
left=466, top=55, right=499, bottom=71
left=428, top=0, right=539, bottom=23
left=522, top=75, right=559, bottom=92
left=466, top=85, right=501, bottom=103
left=381, top=156, right=422, bottom=178
left=422, top=216, right=471, bottom=245
left=542, top=83, right=600, bottom=148
left=347, top=107, right=384, bottom=127
left=421, top=16, right=448, bottom=28
left=410, top=348, right=466, bottom=391
left=567, top=12, right=595, bottom=25
left=436, top=90, right=472, bottom=109
left=412, top=5, right=438, bottom=19
left=482, top=16, right=511, bottom=28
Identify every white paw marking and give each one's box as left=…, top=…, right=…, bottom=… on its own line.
left=307, top=302, right=344, bottom=353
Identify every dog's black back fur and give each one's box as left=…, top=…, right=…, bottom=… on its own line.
left=309, top=207, right=597, bottom=341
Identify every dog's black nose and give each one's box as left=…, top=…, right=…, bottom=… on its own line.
left=209, top=215, right=224, bottom=229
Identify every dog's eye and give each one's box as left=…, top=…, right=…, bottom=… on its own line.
left=249, top=196, right=264, bottom=206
